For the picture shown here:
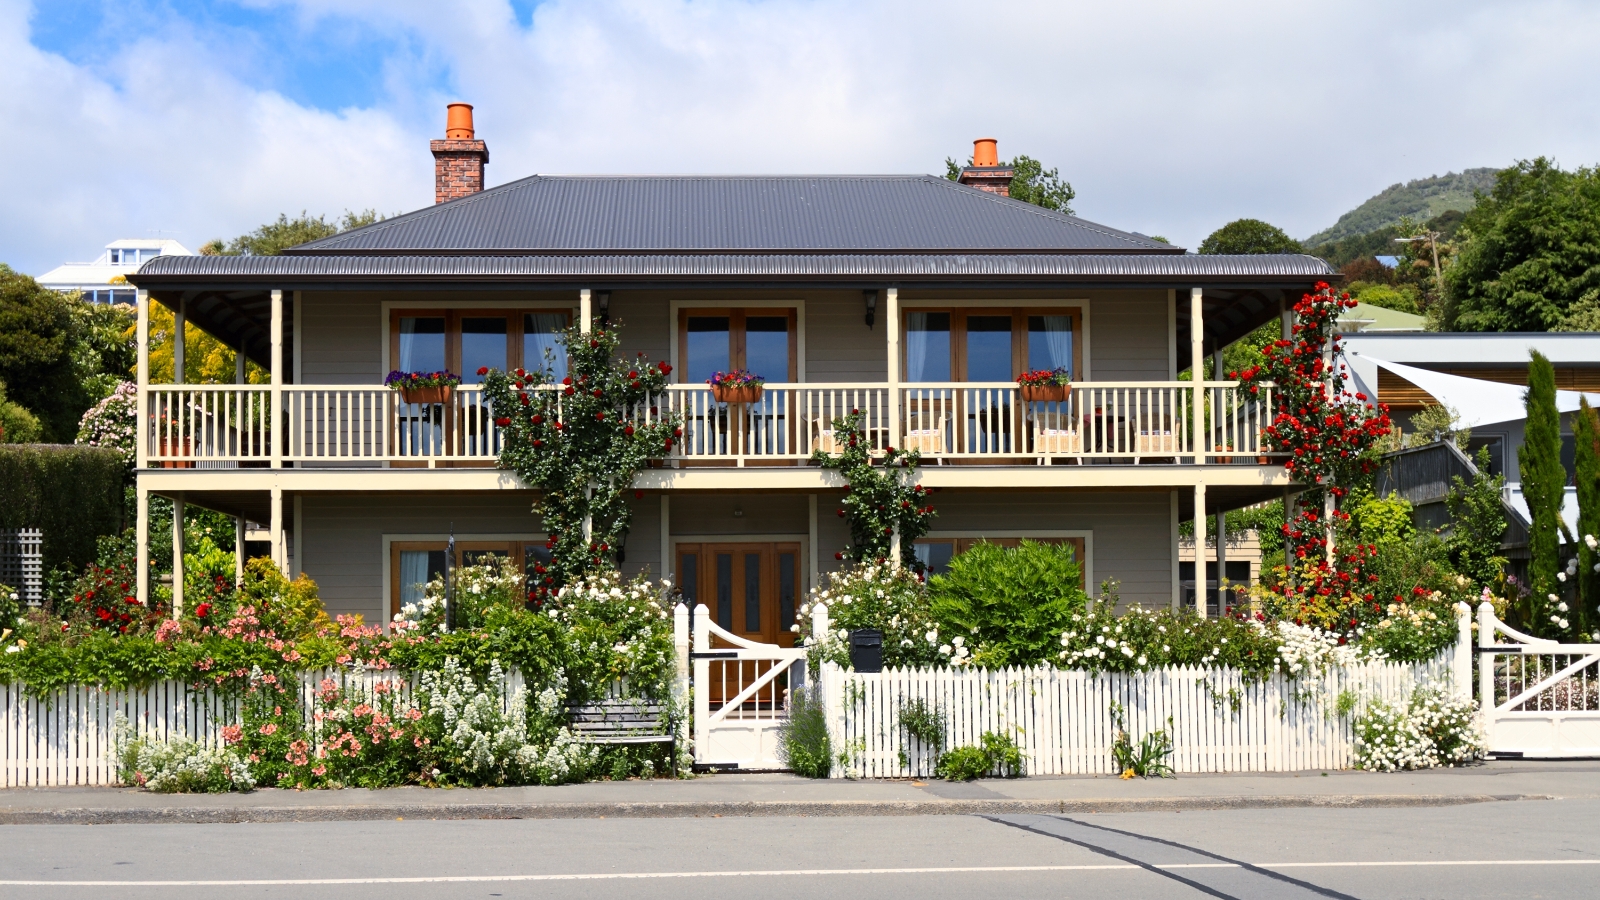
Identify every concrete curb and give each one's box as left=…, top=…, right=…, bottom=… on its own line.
left=0, top=793, right=1557, bottom=825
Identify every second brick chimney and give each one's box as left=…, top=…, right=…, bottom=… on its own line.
left=431, top=103, right=489, bottom=204
left=957, top=137, right=1015, bottom=196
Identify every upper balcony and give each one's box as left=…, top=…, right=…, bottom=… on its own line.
left=140, top=380, right=1281, bottom=469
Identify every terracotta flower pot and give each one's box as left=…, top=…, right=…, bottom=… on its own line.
left=1214, top=444, right=1233, bottom=464
left=1019, top=383, right=1070, bottom=403
left=712, top=384, right=763, bottom=404
left=401, top=385, right=454, bottom=406
left=159, top=436, right=194, bottom=469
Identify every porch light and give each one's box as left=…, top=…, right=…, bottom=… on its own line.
left=863, top=289, right=878, bottom=329
left=596, top=291, right=612, bottom=325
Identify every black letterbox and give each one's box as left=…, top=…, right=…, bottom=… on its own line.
left=849, top=629, right=883, bottom=673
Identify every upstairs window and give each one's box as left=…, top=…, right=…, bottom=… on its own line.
left=678, top=308, right=796, bottom=384
left=390, top=309, right=572, bottom=381
left=902, top=308, right=1080, bottom=382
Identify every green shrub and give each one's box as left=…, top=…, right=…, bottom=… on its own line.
left=929, top=540, right=1088, bottom=667
left=798, top=563, right=945, bottom=672
left=0, top=444, right=125, bottom=574
left=898, top=698, right=946, bottom=750
left=777, top=684, right=832, bottom=778
left=1110, top=705, right=1174, bottom=778
left=934, top=730, right=1024, bottom=780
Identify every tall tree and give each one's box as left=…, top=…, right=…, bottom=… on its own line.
left=1198, top=219, right=1302, bottom=255
left=1576, top=397, right=1600, bottom=629
left=944, top=155, right=1075, bottom=214
left=1521, top=350, right=1566, bottom=625
left=1197, top=219, right=1301, bottom=379
left=0, top=265, right=87, bottom=442
left=1443, top=158, right=1600, bottom=332
left=201, top=210, right=383, bottom=257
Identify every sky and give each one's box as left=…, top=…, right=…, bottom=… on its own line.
left=4, top=0, right=1599, bottom=274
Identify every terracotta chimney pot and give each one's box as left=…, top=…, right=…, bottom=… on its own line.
left=957, top=137, right=1015, bottom=197
left=972, top=138, right=999, bottom=168
left=431, top=103, right=489, bottom=204
left=445, top=103, right=475, bottom=140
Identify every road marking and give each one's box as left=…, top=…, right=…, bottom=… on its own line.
left=3, top=860, right=1598, bottom=886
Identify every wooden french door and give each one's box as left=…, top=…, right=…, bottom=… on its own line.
left=677, top=541, right=801, bottom=711
left=676, top=542, right=801, bottom=647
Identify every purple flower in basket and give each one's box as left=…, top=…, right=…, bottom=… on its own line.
left=706, top=369, right=765, bottom=388
left=385, top=370, right=461, bottom=390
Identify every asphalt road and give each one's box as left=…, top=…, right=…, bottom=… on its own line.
left=2, top=799, right=1595, bottom=900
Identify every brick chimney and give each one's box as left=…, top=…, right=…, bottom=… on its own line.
left=431, top=103, right=489, bottom=204
left=957, top=138, right=1015, bottom=196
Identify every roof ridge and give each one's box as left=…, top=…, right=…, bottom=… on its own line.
left=918, top=177, right=1173, bottom=250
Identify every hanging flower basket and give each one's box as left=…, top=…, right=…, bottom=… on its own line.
left=401, top=385, right=454, bottom=406
left=386, top=370, right=461, bottom=406
left=1019, top=383, right=1070, bottom=403
left=1017, top=368, right=1072, bottom=403
left=708, top=370, right=765, bottom=404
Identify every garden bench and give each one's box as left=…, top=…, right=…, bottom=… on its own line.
left=567, top=699, right=677, bottom=760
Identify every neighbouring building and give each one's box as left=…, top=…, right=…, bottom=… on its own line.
left=1343, top=331, right=1600, bottom=542
left=126, top=104, right=1331, bottom=633
left=37, top=239, right=193, bottom=304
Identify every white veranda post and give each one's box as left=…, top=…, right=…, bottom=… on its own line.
left=135, top=289, right=150, bottom=609
left=580, top=288, right=592, bottom=334
left=886, top=287, right=900, bottom=449
left=1193, top=483, right=1207, bottom=616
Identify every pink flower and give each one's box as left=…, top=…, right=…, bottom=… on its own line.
left=311, top=765, right=326, bottom=777
left=258, top=723, right=278, bottom=736
left=221, top=725, right=243, bottom=745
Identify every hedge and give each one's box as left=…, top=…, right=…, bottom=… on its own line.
left=0, top=444, right=125, bottom=573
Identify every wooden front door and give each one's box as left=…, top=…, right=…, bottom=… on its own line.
left=677, top=542, right=801, bottom=710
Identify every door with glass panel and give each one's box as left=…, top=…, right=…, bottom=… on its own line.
left=677, top=309, right=797, bottom=458
left=676, top=542, right=801, bottom=709
left=902, top=308, right=1079, bottom=457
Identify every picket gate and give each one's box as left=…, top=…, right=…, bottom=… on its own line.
left=1479, top=602, right=1600, bottom=757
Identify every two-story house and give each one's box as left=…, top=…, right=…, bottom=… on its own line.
left=128, top=104, right=1327, bottom=636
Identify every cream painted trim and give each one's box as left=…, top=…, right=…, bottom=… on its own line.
left=922, top=528, right=1095, bottom=603
left=293, top=493, right=303, bottom=578
left=897, top=298, right=1091, bottom=381
left=292, top=290, right=303, bottom=385
left=380, top=532, right=546, bottom=630
left=134, top=463, right=1291, bottom=493
left=666, top=298, right=807, bottom=382
left=378, top=299, right=582, bottom=374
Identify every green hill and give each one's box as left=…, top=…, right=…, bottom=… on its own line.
left=1305, top=168, right=1499, bottom=246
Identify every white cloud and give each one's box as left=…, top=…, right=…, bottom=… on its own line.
left=5, top=0, right=1600, bottom=274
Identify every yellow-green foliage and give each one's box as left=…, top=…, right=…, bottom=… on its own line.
left=240, top=558, right=331, bottom=640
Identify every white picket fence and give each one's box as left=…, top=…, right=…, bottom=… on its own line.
left=0, top=668, right=526, bottom=788
left=817, top=653, right=1457, bottom=778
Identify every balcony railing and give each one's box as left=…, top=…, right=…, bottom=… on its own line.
left=141, top=381, right=1279, bottom=467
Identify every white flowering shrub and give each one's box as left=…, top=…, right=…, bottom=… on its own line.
left=396, top=557, right=528, bottom=634
left=75, top=381, right=137, bottom=463
left=115, top=714, right=256, bottom=792
left=544, top=570, right=675, bottom=702
left=1354, top=684, right=1485, bottom=771
left=416, top=658, right=596, bottom=786
left=796, top=564, right=945, bottom=672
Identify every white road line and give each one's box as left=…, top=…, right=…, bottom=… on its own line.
left=3, top=859, right=1598, bottom=886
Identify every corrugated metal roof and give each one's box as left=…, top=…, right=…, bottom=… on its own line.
left=134, top=252, right=1337, bottom=282
left=283, top=175, right=1180, bottom=255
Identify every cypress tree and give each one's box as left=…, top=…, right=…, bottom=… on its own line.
left=1521, top=350, right=1565, bottom=624
left=1576, top=397, right=1600, bottom=632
